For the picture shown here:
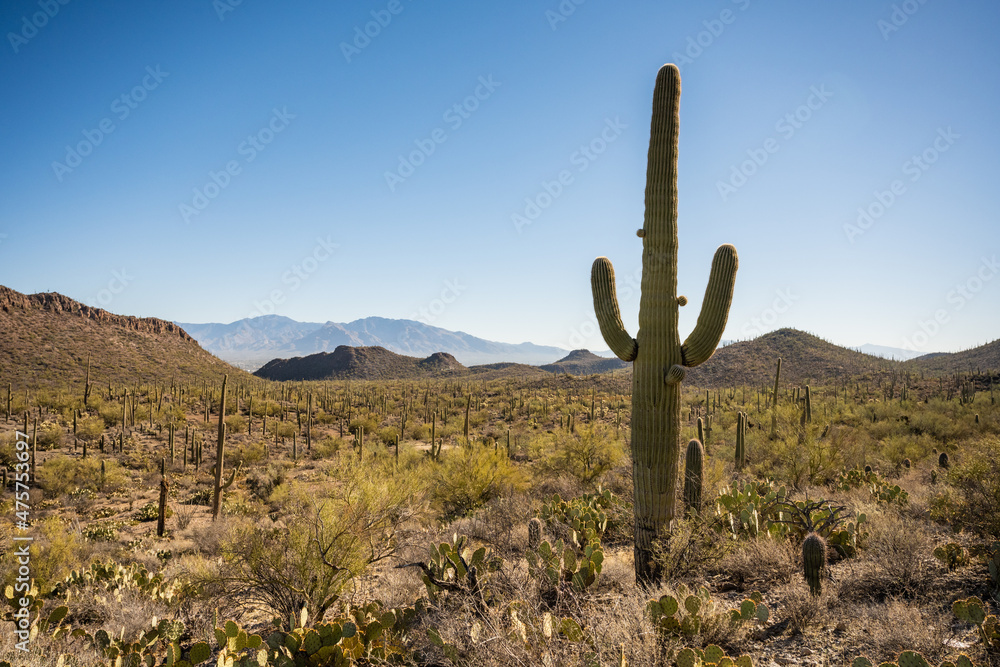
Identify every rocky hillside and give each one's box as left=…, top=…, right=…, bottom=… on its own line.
left=254, top=346, right=467, bottom=381
left=540, top=349, right=629, bottom=376
left=685, top=328, right=896, bottom=387
left=0, top=285, right=244, bottom=388
left=905, top=338, right=1000, bottom=375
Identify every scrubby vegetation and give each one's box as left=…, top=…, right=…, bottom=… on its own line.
left=0, top=367, right=997, bottom=666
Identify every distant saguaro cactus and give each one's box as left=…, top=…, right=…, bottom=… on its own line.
left=591, top=64, right=738, bottom=584
left=212, top=374, right=228, bottom=521
left=735, top=411, right=747, bottom=471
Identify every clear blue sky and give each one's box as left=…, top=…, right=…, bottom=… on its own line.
left=1, top=1, right=998, bottom=355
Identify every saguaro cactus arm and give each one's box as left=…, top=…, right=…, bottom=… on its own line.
left=591, top=257, right=638, bottom=362
left=681, top=244, right=739, bottom=367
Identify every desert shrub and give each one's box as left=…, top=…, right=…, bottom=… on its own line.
left=33, top=420, right=63, bottom=449
left=76, top=414, right=105, bottom=441
left=348, top=414, right=379, bottom=438
left=377, top=426, right=399, bottom=446
left=431, top=443, right=525, bottom=518
left=718, top=535, right=797, bottom=593
left=220, top=457, right=420, bottom=622
left=531, top=426, right=626, bottom=486
left=224, top=414, right=246, bottom=434
left=650, top=514, right=734, bottom=583
left=244, top=463, right=288, bottom=502
left=311, top=435, right=343, bottom=458
left=98, top=402, right=122, bottom=427
left=0, top=517, right=90, bottom=594
left=932, top=435, right=1000, bottom=538
left=879, top=433, right=937, bottom=468
left=408, top=422, right=431, bottom=442
left=36, top=456, right=128, bottom=497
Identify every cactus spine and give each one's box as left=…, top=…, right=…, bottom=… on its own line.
left=591, top=64, right=738, bottom=584
left=212, top=374, right=228, bottom=521
left=802, top=532, right=826, bottom=596
left=683, top=438, right=704, bottom=514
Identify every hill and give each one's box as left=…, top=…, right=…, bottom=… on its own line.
left=905, top=338, right=1000, bottom=375
left=540, top=349, right=630, bottom=376
left=177, top=315, right=568, bottom=368
left=684, top=328, right=896, bottom=387
left=0, top=286, right=244, bottom=389
left=253, top=346, right=467, bottom=381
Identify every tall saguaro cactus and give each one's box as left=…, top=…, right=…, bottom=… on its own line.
left=212, top=374, right=228, bottom=521
left=591, top=64, right=738, bottom=584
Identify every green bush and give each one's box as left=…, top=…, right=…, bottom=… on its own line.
left=37, top=455, right=129, bottom=497
left=221, top=456, right=420, bottom=621
left=531, top=426, right=625, bottom=486
left=432, top=443, right=525, bottom=518
left=933, top=435, right=1000, bottom=538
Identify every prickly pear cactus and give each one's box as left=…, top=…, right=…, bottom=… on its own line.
left=591, top=63, right=738, bottom=583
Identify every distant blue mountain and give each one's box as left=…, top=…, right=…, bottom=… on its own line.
left=175, top=315, right=570, bottom=369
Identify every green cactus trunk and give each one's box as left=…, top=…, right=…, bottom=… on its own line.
left=212, top=374, right=228, bottom=521
left=770, top=358, right=781, bottom=438
left=591, top=64, right=738, bottom=584
left=683, top=438, right=704, bottom=515
left=803, top=532, right=826, bottom=596
left=735, top=411, right=746, bottom=470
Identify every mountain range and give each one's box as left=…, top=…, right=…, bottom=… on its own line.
left=1, top=285, right=996, bottom=390
left=176, top=316, right=571, bottom=369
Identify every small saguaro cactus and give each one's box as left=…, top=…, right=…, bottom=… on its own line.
left=528, top=517, right=543, bottom=551
left=802, top=532, right=826, bottom=596
left=735, top=411, right=747, bottom=470
left=591, top=64, right=738, bottom=584
left=683, top=438, right=704, bottom=515
left=939, top=451, right=950, bottom=469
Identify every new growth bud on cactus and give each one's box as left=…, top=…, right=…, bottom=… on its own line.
left=591, top=63, right=738, bottom=584
left=802, top=532, right=826, bottom=596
